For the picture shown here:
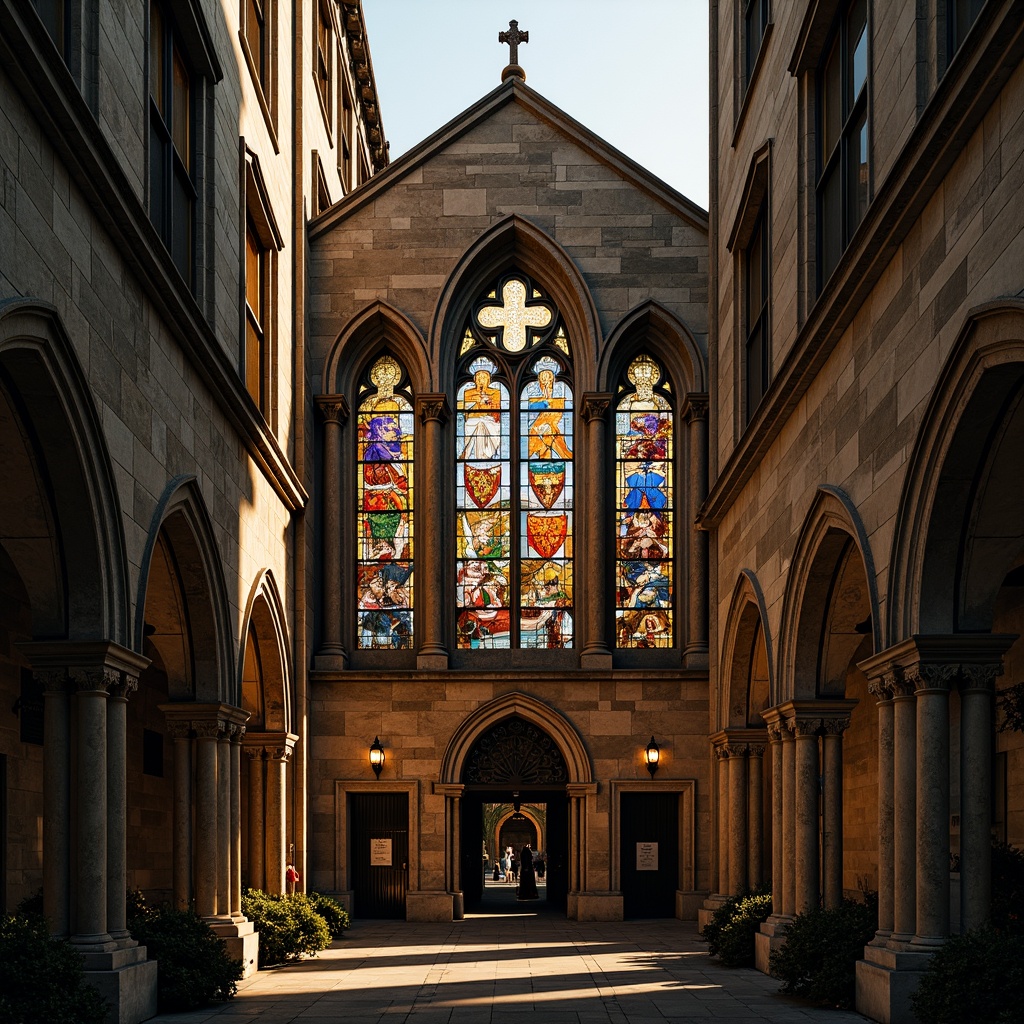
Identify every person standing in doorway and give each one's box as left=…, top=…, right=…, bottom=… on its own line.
left=286, top=861, right=300, bottom=894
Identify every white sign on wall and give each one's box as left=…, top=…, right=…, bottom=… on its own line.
left=370, top=838, right=392, bottom=866
left=636, top=842, right=659, bottom=871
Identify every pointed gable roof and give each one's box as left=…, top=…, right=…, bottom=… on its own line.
left=308, top=75, right=708, bottom=240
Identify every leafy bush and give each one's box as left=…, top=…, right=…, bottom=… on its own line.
left=15, top=889, right=44, bottom=918
left=128, top=898, right=242, bottom=1012
left=308, top=891, right=350, bottom=939
left=701, top=888, right=772, bottom=967
left=0, top=913, right=108, bottom=1024
left=911, top=927, right=1024, bottom=1024
left=242, top=889, right=332, bottom=967
left=769, top=892, right=877, bottom=1008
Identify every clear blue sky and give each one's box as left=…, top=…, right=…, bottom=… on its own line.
left=361, top=0, right=710, bottom=209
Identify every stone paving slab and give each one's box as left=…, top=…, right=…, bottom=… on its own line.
left=149, top=915, right=867, bottom=1024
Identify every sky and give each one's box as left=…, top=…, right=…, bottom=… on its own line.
left=360, top=0, right=710, bottom=209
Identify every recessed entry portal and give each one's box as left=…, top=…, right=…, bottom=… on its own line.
left=350, top=791, right=409, bottom=918
left=620, top=791, right=679, bottom=917
left=460, top=716, right=569, bottom=914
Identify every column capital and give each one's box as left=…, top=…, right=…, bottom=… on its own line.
left=19, top=640, right=150, bottom=694
left=858, top=634, right=1017, bottom=692
left=244, top=744, right=266, bottom=761
left=766, top=721, right=784, bottom=742
left=432, top=782, right=465, bottom=798
left=748, top=743, right=766, bottom=757
left=165, top=720, right=192, bottom=741
left=246, top=731, right=299, bottom=761
left=581, top=392, right=613, bottom=422
left=908, top=663, right=959, bottom=693
left=960, top=662, right=1002, bottom=692
left=684, top=392, right=709, bottom=422
left=417, top=393, right=450, bottom=424
left=821, top=717, right=851, bottom=735
left=315, top=393, right=349, bottom=425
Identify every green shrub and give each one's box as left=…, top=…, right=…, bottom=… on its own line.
left=0, top=913, right=108, bottom=1024
left=308, top=891, right=350, bottom=939
left=128, top=901, right=242, bottom=1012
left=701, top=888, right=772, bottom=967
left=242, top=889, right=332, bottom=967
left=769, top=893, right=877, bottom=1008
left=911, top=926, right=1024, bottom=1024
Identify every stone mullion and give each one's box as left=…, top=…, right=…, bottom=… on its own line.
left=41, top=671, right=71, bottom=937
left=581, top=394, right=612, bottom=667
left=316, top=395, right=349, bottom=666
left=747, top=744, right=765, bottom=889
left=684, top=395, right=709, bottom=665
left=868, top=675, right=895, bottom=944
left=910, top=665, right=953, bottom=950
left=959, top=663, right=999, bottom=933
left=417, top=395, right=450, bottom=668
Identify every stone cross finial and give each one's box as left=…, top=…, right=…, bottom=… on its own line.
left=499, top=19, right=529, bottom=67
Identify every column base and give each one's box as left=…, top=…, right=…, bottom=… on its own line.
left=579, top=648, right=612, bottom=670
left=697, top=893, right=729, bottom=932
left=417, top=652, right=449, bottom=670
left=314, top=650, right=348, bottom=671
left=683, top=643, right=709, bottom=670
left=676, top=890, right=706, bottom=920
left=855, top=944, right=932, bottom=1023
left=452, top=891, right=464, bottom=920
left=405, top=890, right=457, bottom=921
left=754, top=916, right=793, bottom=974
left=82, top=946, right=157, bottom=1024
left=211, top=920, right=259, bottom=978
left=570, top=892, right=623, bottom=921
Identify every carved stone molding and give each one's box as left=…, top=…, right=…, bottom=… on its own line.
left=417, top=393, right=450, bottom=425
left=959, top=662, right=1002, bottom=692
left=165, top=720, right=192, bottom=741
left=192, top=719, right=222, bottom=739
left=463, top=717, right=568, bottom=785
left=69, top=665, right=120, bottom=693
left=684, top=392, right=709, bottom=422
left=766, top=722, right=783, bottom=743
left=244, top=745, right=266, bottom=761
left=581, top=393, right=612, bottom=423
left=790, top=717, right=821, bottom=737
left=910, top=662, right=959, bottom=692
left=821, top=717, right=851, bottom=736
left=748, top=743, right=767, bottom=757
left=316, top=394, right=350, bottom=426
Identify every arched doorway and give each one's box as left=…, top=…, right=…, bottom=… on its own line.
left=459, top=716, right=569, bottom=913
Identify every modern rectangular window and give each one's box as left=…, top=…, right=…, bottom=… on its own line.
left=244, top=0, right=266, bottom=88
left=149, top=0, right=196, bottom=288
left=817, top=0, right=868, bottom=288
left=949, top=0, right=984, bottom=55
left=744, top=0, right=770, bottom=85
left=315, top=0, right=332, bottom=120
left=33, top=0, right=67, bottom=59
left=245, top=216, right=266, bottom=409
left=745, top=208, right=770, bottom=419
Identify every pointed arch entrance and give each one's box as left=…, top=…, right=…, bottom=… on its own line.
left=440, top=693, right=592, bottom=916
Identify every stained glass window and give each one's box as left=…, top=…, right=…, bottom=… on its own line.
left=356, top=355, right=414, bottom=649
left=615, top=355, right=674, bottom=648
left=456, top=274, right=573, bottom=649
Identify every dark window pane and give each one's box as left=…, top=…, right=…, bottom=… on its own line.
left=247, top=0, right=265, bottom=83
left=820, top=163, right=842, bottom=282
left=172, top=46, right=190, bottom=171
left=150, top=1, right=164, bottom=111
left=821, top=36, right=842, bottom=163
left=34, top=0, right=65, bottom=57
left=848, top=0, right=868, bottom=104
left=246, top=220, right=262, bottom=319
left=846, top=107, right=869, bottom=236
left=953, top=0, right=985, bottom=52
left=748, top=221, right=764, bottom=315
left=246, top=315, right=263, bottom=403
left=19, top=668, right=44, bottom=746
left=142, top=729, right=164, bottom=777
left=746, top=324, right=764, bottom=414
left=171, top=171, right=193, bottom=282
left=149, top=119, right=165, bottom=228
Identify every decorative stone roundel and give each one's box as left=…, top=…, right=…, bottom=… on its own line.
left=463, top=716, right=568, bottom=785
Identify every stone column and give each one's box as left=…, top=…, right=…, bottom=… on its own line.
left=580, top=393, right=612, bottom=668
left=246, top=746, right=266, bottom=891
left=106, top=674, right=136, bottom=944
left=71, top=668, right=113, bottom=949
left=193, top=721, right=220, bottom=919
left=265, top=745, right=291, bottom=894
left=910, top=665, right=952, bottom=950
left=869, top=676, right=895, bottom=944
left=229, top=726, right=244, bottom=919
left=416, top=395, right=450, bottom=669
left=888, top=675, right=917, bottom=948
left=41, top=671, right=71, bottom=937
left=715, top=746, right=730, bottom=893
left=748, top=744, right=765, bottom=889
left=217, top=725, right=232, bottom=918
left=960, top=664, right=998, bottom=933
left=793, top=718, right=820, bottom=914
left=167, top=722, right=193, bottom=908
left=316, top=395, right=349, bottom=667
left=728, top=744, right=748, bottom=894
left=821, top=718, right=849, bottom=908
left=767, top=722, right=784, bottom=916
left=684, top=395, right=709, bottom=666
left=781, top=722, right=796, bottom=916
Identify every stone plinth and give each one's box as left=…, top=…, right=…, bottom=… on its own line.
left=406, top=890, right=457, bottom=921
left=754, top=918, right=790, bottom=974
left=211, top=920, right=259, bottom=978
left=572, top=892, right=624, bottom=921
left=855, top=945, right=932, bottom=1023
left=82, top=946, right=158, bottom=1024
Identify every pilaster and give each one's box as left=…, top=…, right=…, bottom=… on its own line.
left=416, top=394, right=450, bottom=669
left=315, top=394, right=349, bottom=670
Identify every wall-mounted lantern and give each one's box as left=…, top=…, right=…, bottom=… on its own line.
left=369, top=735, right=385, bottom=779
left=644, top=736, right=660, bottom=778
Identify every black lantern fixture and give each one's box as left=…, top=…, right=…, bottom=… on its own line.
left=644, top=736, right=660, bottom=778
left=369, top=736, right=385, bottom=779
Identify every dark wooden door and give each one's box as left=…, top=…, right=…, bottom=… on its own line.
left=350, top=792, right=408, bottom=918
left=544, top=792, right=569, bottom=910
left=620, top=792, right=678, bottom=918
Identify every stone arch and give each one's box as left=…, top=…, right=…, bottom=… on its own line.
left=0, top=299, right=129, bottom=645
left=239, top=570, right=292, bottom=734
left=777, top=486, right=880, bottom=701
left=599, top=300, right=707, bottom=395
left=431, top=215, right=602, bottom=390
left=494, top=807, right=544, bottom=853
left=439, top=691, right=592, bottom=785
left=322, top=300, right=430, bottom=398
left=720, top=570, right=775, bottom=727
left=890, top=300, right=1024, bottom=638
left=134, top=475, right=234, bottom=704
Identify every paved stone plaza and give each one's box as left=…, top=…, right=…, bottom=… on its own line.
left=151, top=913, right=866, bottom=1024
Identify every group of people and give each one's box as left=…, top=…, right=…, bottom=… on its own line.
left=491, top=844, right=543, bottom=900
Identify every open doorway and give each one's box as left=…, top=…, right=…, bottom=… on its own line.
left=461, top=789, right=568, bottom=913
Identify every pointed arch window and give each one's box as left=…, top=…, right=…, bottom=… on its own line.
left=615, top=354, right=674, bottom=648
left=455, top=273, right=574, bottom=650
left=355, top=355, right=414, bottom=649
